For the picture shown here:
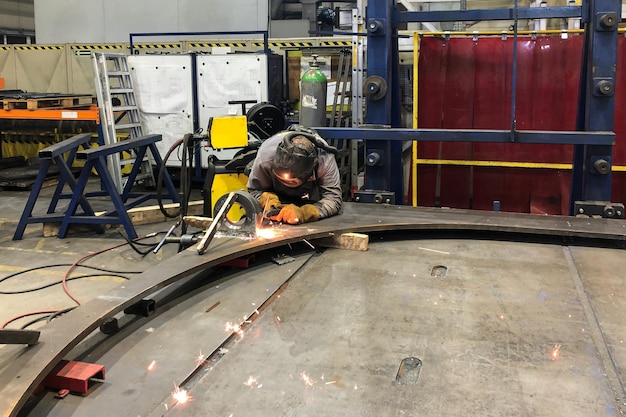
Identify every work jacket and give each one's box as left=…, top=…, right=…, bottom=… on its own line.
left=246, top=131, right=343, bottom=219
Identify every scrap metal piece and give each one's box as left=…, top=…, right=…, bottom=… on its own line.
left=272, top=254, right=296, bottom=265
left=0, top=329, right=40, bottom=346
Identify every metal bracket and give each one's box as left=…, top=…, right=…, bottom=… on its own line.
left=574, top=201, right=624, bottom=219
left=196, top=191, right=260, bottom=255
left=43, top=360, right=105, bottom=395
left=353, top=190, right=396, bottom=204
left=123, top=299, right=156, bottom=317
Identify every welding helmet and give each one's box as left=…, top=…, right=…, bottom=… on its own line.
left=272, top=133, right=317, bottom=188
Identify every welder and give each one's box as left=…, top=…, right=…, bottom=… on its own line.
left=246, top=124, right=343, bottom=225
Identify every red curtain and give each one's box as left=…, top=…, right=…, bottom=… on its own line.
left=417, top=35, right=625, bottom=214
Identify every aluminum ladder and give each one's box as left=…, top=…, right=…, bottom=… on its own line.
left=92, top=52, right=155, bottom=192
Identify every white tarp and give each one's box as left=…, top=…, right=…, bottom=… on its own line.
left=129, top=54, right=269, bottom=168
left=129, top=55, right=194, bottom=166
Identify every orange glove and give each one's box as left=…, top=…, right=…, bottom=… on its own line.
left=270, top=204, right=320, bottom=225
left=259, top=192, right=282, bottom=212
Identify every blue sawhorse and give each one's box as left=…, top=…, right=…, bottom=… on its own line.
left=13, top=133, right=103, bottom=240
left=58, top=134, right=179, bottom=240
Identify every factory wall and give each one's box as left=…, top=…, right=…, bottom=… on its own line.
left=0, top=0, right=34, bottom=32
left=33, top=0, right=269, bottom=44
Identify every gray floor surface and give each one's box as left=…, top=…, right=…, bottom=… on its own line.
left=1, top=184, right=625, bottom=417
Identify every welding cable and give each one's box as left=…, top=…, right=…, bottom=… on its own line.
left=0, top=273, right=130, bottom=295
left=62, top=235, right=155, bottom=306
left=46, top=306, right=78, bottom=324
left=1, top=234, right=158, bottom=329
left=0, top=264, right=142, bottom=286
left=157, top=132, right=196, bottom=219
left=179, top=132, right=195, bottom=217
left=117, top=230, right=176, bottom=256
left=120, top=233, right=160, bottom=256
left=1, top=309, right=60, bottom=329
left=157, top=136, right=186, bottom=218
left=19, top=306, right=78, bottom=329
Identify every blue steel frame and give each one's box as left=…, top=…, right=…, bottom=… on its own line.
left=315, top=0, right=620, bottom=211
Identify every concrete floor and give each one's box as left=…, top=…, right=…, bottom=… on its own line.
left=2, top=184, right=626, bottom=417
left=0, top=182, right=183, bottom=332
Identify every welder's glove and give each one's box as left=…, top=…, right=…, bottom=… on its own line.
left=270, top=204, right=320, bottom=225
left=259, top=192, right=282, bottom=212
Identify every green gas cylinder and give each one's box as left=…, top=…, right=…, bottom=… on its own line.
left=299, top=55, right=327, bottom=128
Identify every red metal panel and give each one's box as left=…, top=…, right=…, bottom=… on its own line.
left=416, top=34, right=624, bottom=214
left=471, top=37, right=510, bottom=209
left=613, top=37, right=626, bottom=165
left=438, top=38, right=476, bottom=208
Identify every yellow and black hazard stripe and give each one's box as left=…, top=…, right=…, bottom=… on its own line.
left=253, top=41, right=314, bottom=48
left=131, top=44, right=181, bottom=49
left=189, top=42, right=247, bottom=48
left=0, top=46, right=10, bottom=51
left=320, top=40, right=352, bottom=46
left=71, top=44, right=123, bottom=50
left=14, top=45, right=64, bottom=51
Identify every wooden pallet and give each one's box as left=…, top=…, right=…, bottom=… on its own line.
left=0, top=177, right=57, bottom=191
left=0, top=96, right=96, bottom=111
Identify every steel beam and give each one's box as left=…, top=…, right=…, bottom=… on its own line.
left=570, top=0, right=621, bottom=213
left=364, top=0, right=404, bottom=202
left=2, top=203, right=626, bottom=417
left=399, top=6, right=583, bottom=23
left=315, top=127, right=615, bottom=145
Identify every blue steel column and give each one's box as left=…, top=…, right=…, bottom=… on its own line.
left=570, top=0, right=620, bottom=213
left=364, top=0, right=404, bottom=203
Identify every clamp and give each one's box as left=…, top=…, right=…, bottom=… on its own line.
left=196, top=191, right=261, bottom=255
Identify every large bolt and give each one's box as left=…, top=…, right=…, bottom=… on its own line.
left=367, top=19, right=383, bottom=34
left=604, top=205, right=615, bottom=218
left=367, top=82, right=380, bottom=96
left=600, top=13, right=617, bottom=29
left=597, top=80, right=615, bottom=96
left=594, top=158, right=611, bottom=175
left=366, top=152, right=381, bottom=166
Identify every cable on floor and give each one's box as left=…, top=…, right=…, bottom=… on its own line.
left=1, top=232, right=162, bottom=329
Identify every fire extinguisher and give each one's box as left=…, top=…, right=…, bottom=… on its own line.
left=299, top=55, right=327, bottom=128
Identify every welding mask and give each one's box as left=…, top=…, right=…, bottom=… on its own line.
left=272, top=133, right=317, bottom=188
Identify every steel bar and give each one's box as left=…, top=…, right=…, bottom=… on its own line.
left=1, top=203, right=626, bottom=417
left=0, top=329, right=40, bottom=346
left=399, top=6, right=583, bottom=23
left=314, top=127, right=615, bottom=145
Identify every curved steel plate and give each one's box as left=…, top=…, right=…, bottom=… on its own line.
left=1, top=203, right=625, bottom=417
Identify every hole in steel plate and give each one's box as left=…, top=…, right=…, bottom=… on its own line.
left=395, top=357, right=422, bottom=385
left=431, top=265, right=447, bottom=278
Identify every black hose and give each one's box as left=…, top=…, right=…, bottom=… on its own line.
left=157, top=136, right=186, bottom=218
